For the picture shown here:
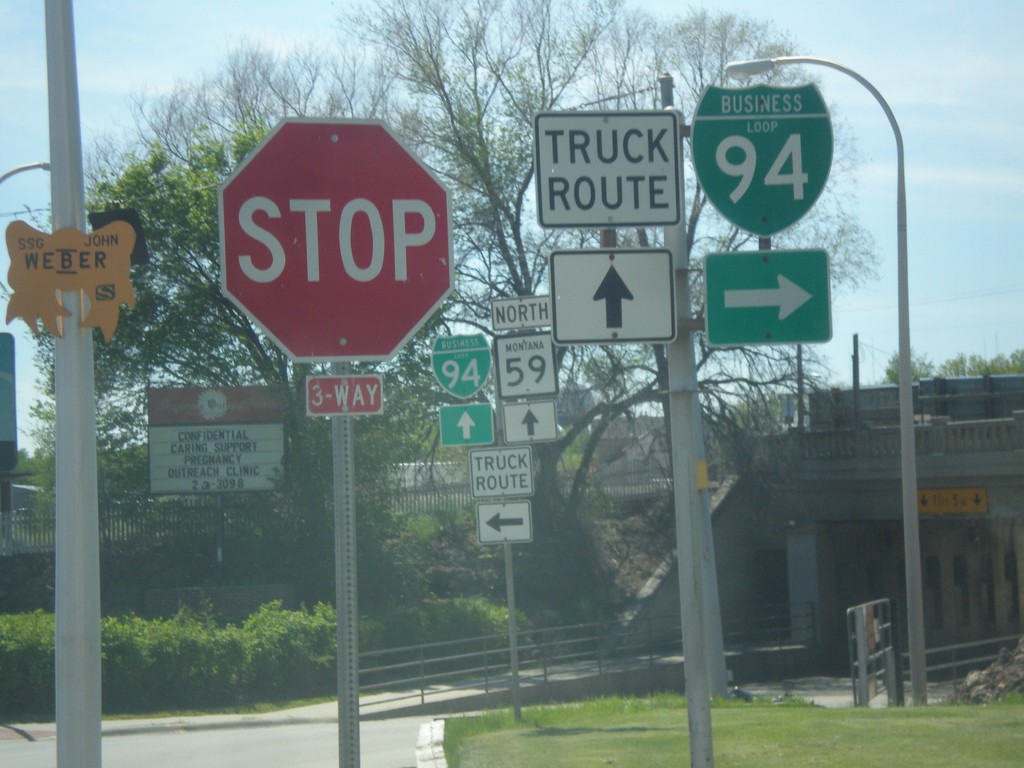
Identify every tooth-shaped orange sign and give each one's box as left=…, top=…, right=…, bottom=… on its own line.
left=5, top=220, right=136, bottom=342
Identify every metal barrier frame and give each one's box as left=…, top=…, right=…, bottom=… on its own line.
left=847, top=598, right=899, bottom=706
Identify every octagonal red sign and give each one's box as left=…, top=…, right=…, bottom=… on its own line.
left=219, top=119, right=453, bottom=361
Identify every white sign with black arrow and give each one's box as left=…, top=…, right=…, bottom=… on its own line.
left=550, top=249, right=676, bottom=345
left=477, top=501, right=533, bottom=545
left=502, top=400, right=558, bottom=444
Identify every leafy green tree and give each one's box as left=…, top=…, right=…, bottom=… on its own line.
left=26, top=2, right=877, bottom=621
left=351, top=0, right=876, bottom=616
left=938, top=350, right=1024, bottom=377
left=75, top=49, right=449, bottom=608
left=881, top=351, right=936, bottom=384
left=880, top=349, right=1024, bottom=385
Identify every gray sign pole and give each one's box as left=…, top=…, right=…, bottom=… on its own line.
left=47, top=2, right=103, bottom=766
left=504, top=541, right=522, bottom=721
left=660, top=73, right=728, bottom=767
left=332, top=362, right=360, bottom=768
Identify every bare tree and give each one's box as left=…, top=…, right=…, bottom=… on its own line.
left=72, top=1, right=878, bottom=615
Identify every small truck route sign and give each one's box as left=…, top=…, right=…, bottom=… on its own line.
left=469, top=446, right=534, bottom=499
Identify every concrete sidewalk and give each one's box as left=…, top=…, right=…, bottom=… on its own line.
left=739, top=675, right=956, bottom=709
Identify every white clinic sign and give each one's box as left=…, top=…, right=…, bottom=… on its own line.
left=148, top=386, right=285, bottom=494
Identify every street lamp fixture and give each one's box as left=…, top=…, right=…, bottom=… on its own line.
left=726, top=56, right=927, bottom=705
left=0, top=161, right=51, bottom=187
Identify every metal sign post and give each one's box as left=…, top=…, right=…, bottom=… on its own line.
left=504, top=542, right=522, bottom=722
left=660, top=74, right=728, bottom=768
left=332, top=362, right=360, bottom=768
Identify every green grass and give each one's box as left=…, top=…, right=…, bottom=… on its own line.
left=444, top=695, right=1024, bottom=768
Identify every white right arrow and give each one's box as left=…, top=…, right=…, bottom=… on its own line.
left=457, top=410, right=476, bottom=439
left=723, top=275, right=812, bottom=320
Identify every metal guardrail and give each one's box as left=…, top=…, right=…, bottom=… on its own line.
left=358, top=618, right=674, bottom=710
left=356, top=604, right=817, bottom=710
left=908, top=633, right=1023, bottom=687
left=846, top=597, right=1019, bottom=706
left=724, top=601, right=816, bottom=651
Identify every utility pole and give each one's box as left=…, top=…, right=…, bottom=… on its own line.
left=661, top=72, right=728, bottom=768
left=46, top=1, right=103, bottom=766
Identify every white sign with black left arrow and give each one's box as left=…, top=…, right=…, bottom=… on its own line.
left=477, top=501, right=533, bottom=545
left=550, top=249, right=676, bottom=345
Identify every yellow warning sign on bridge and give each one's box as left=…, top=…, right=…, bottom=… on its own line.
left=917, top=487, right=988, bottom=515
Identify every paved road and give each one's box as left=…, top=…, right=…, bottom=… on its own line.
left=0, top=675, right=956, bottom=768
left=0, top=712, right=426, bottom=768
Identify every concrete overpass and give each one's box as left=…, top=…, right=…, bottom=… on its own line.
left=628, top=409, right=1024, bottom=674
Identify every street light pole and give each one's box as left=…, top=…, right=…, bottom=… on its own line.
left=46, top=1, right=104, bottom=765
left=725, top=56, right=927, bottom=705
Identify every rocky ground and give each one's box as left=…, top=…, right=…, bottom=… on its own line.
left=952, top=636, right=1024, bottom=704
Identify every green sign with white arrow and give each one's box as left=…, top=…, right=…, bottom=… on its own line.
left=439, top=402, right=495, bottom=446
left=704, top=249, right=831, bottom=346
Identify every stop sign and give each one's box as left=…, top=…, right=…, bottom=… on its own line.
left=219, top=119, right=452, bottom=361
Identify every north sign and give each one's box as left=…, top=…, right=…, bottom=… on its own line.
left=491, top=295, right=551, bottom=332
left=432, top=334, right=491, bottom=399
left=550, top=249, right=675, bottom=345
left=691, top=85, right=833, bottom=237
left=534, top=111, right=681, bottom=228
left=704, top=249, right=831, bottom=346
left=219, top=119, right=453, bottom=361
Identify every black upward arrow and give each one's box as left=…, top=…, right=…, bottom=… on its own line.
left=592, top=266, right=633, bottom=329
left=521, top=408, right=539, bottom=437
left=487, top=512, right=524, bottom=532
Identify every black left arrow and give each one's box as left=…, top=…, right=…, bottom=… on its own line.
left=487, top=512, right=524, bottom=532
left=593, top=266, right=633, bottom=328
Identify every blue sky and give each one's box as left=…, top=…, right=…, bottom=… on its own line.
left=2, top=0, right=1022, bottom=452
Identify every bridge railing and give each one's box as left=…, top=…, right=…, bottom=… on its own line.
left=795, top=411, right=1024, bottom=462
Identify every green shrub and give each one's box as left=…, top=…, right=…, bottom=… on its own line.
left=368, top=596, right=515, bottom=649
left=0, top=611, right=55, bottom=719
left=101, top=610, right=247, bottom=712
left=0, top=596, right=516, bottom=719
left=241, top=601, right=337, bottom=700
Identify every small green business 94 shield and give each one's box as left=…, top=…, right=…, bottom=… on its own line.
left=432, top=334, right=492, bottom=399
